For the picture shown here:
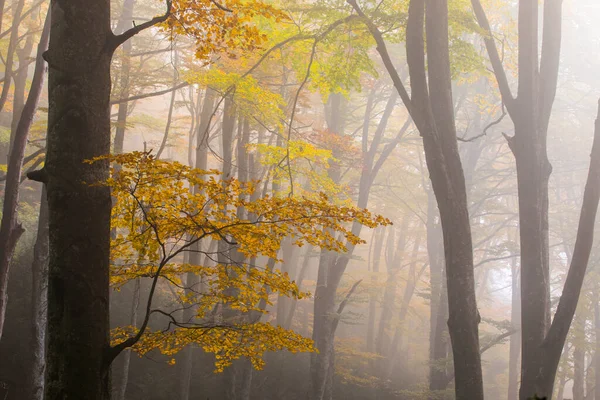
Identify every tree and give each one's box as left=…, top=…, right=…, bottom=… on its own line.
left=24, top=1, right=300, bottom=398
left=102, top=151, right=389, bottom=371
left=0, top=3, right=49, bottom=342
left=472, top=0, right=600, bottom=397
left=347, top=0, right=484, bottom=398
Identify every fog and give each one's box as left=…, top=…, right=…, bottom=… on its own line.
left=1, top=1, right=600, bottom=399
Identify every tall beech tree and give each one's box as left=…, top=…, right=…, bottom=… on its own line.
left=472, top=0, right=600, bottom=397
left=347, top=0, right=484, bottom=398
left=25, top=0, right=287, bottom=398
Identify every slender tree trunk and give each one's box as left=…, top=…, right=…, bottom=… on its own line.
left=595, top=301, right=600, bottom=400
left=283, top=245, right=313, bottom=330
left=10, top=28, right=34, bottom=153
left=27, top=186, right=48, bottom=400
left=574, top=313, right=586, bottom=400
left=177, top=87, right=215, bottom=400
left=0, top=11, right=49, bottom=341
left=114, top=279, right=140, bottom=400
left=276, top=238, right=298, bottom=327
left=310, top=94, right=346, bottom=400
left=366, top=226, right=386, bottom=352
left=0, top=0, right=25, bottom=113
left=385, top=233, right=423, bottom=379
left=429, top=272, right=449, bottom=395
left=508, top=244, right=521, bottom=400
left=376, top=217, right=410, bottom=358
left=155, top=49, right=179, bottom=159
left=113, top=0, right=136, bottom=155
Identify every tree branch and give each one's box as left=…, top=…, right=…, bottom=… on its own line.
left=470, top=0, right=516, bottom=114
left=110, top=82, right=189, bottom=105
left=332, top=279, right=363, bottom=332
left=541, top=99, right=600, bottom=381
left=110, top=0, right=172, bottom=50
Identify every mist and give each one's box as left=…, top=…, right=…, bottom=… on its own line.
left=1, top=1, right=600, bottom=400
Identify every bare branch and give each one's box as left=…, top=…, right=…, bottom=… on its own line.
left=110, top=0, right=172, bottom=50
left=458, top=105, right=507, bottom=142
left=470, top=0, right=516, bottom=114
left=110, top=82, right=189, bottom=105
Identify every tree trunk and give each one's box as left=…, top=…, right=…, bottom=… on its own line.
left=595, top=301, right=600, bottom=400
left=508, top=245, right=521, bottom=400
left=27, top=186, right=48, bottom=400
left=155, top=49, right=179, bottom=159
left=10, top=25, right=35, bottom=153
left=384, top=232, right=423, bottom=379
left=177, top=86, right=215, bottom=400
left=0, top=10, right=49, bottom=341
left=376, top=216, right=410, bottom=359
left=38, top=1, right=115, bottom=398
left=366, top=226, right=386, bottom=352
left=283, top=245, right=313, bottom=330
left=310, top=94, right=345, bottom=400
left=113, top=0, right=135, bottom=156
left=429, top=271, right=449, bottom=395
left=0, top=0, right=25, bottom=113
left=574, top=313, right=586, bottom=400
left=114, top=279, right=140, bottom=400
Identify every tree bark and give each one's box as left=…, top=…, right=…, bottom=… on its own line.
left=0, top=10, right=49, bottom=341
left=347, top=1, right=484, bottom=397
left=508, top=241, right=521, bottom=400
left=27, top=186, right=48, bottom=400
left=38, top=1, right=114, bottom=398
left=574, top=313, right=586, bottom=400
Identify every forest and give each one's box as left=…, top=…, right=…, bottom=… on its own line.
left=0, top=0, right=599, bottom=399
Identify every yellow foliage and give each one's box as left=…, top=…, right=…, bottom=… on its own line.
left=164, top=0, right=290, bottom=60
left=89, top=151, right=390, bottom=371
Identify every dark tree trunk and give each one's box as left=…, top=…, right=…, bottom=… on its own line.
left=429, top=271, right=449, bottom=395
left=37, top=1, right=115, bottom=398
left=525, top=100, right=600, bottom=397
left=470, top=1, right=577, bottom=397
left=347, top=1, right=485, bottom=397
left=0, top=10, right=49, bottom=341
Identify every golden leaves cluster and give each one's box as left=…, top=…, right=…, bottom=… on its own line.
left=91, top=151, right=389, bottom=369
left=164, top=0, right=289, bottom=60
